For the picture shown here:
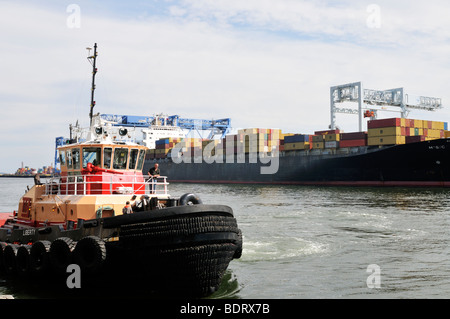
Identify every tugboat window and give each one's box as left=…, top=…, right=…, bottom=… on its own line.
left=113, top=148, right=128, bottom=170
left=129, top=149, right=139, bottom=170
left=66, top=149, right=73, bottom=169
left=137, top=149, right=146, bottom=171
left=104, top=148, right=112, bottom=169
left=59, top=150, right=66, bottom=166
left=83, top=147, right=101, bottom=168
left=72, top=148, right=80, bottom=170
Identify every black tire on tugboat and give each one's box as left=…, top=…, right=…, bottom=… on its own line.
left=49, top=237, right=76, bottom=274
left=157, top=243, right=238, bottom=297
left=3, top=244, right=19, bottom=275
left=117, top=209, right=241, bottom=296
left=119, top=214, right=239, bottom=241
left=0, top=242, right=6, bottom=274
left=16, top=245, right=31, bottom=276
left=29, top=240, right=51, bottom=275
left=233, top=229, right=243, bottom=259
left=179, top=193, right=203, bottom=205
left=73, top=236, right=106, bottom=275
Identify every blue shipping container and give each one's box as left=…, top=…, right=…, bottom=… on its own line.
left=285, top=134, right=309, bottom=143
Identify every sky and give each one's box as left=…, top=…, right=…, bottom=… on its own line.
left=1, top=0, right=450, bottom=173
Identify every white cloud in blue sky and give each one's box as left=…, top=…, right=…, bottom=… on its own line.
left=0, top=0, right=450, bottom=172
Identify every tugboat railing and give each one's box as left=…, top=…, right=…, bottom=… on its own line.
left=43, top=174, right=169, bottom=196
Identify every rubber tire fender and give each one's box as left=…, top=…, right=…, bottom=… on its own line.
left=29, top=240, right=51, bottom=275
left=73, top=236, right=106, bottom=275
left=49, top=237, right=76, bottom=274
left=179, top=193, right=203, bottom=206
left=16, top=245, right=31, bottom=276
left=0, top=242, right=7, bottom=274
left=3, top=244, right=19, bottom=275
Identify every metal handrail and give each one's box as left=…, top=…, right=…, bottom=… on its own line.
left=44, top=174, right=169, bottom=196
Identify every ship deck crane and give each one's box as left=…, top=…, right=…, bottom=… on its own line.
left=330, top=81, right=442, bottom=131
left=99, top=114, right=231, bottom=140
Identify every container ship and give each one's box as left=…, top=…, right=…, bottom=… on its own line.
left=141, top=116, right=450, bottom=187
left=56, top=68, right=448, bottom=187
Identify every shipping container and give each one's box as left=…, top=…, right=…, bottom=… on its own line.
left=368, top=136, right=406, bottom=146
left=284, top=142, right=310, bottom=151
left=405, top=136, right=426, bottom=144
left=340, top=132, right=367, bottom=140
left=427, top=129, right=443, bottom=138
left=432, top=121, right=445, bottom=130
left=339, top=139, right=367, bottom=148
left=414, top=119, right=423, bottom=128
left=284, top=134, right=309, bottom=143
left=325, top=141, right=339, bottom=149
left=312, top=141, right=324, bottom=149
left=312, top=135, right=325, bottom=142
left=368, top=127, right=405, bottom=137
left=367, top=118, right=404, bottom=129
left=324, top=134, right=340, bottom=142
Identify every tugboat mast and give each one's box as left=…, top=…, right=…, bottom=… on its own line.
left=88, top=43, right=98, bottom=127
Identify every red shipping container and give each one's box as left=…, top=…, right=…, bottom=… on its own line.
left=405, top=136, right=425, bottom=143
left=367, top=118, right=402, bottom=129
left=340, top=132, right=368, bottom=140
left=340, top=139, right=367, bottom=147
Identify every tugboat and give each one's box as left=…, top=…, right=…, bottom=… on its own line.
left=0, top=44, right=242, bottom=297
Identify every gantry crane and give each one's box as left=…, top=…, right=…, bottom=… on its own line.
left=330, top=81, right=442, bottom=131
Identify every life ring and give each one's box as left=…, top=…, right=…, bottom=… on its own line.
left=3, top=244, right=19, bottom=275
left=73, top=236, right=106, bottom=275
left=16, top=245, right=31, bottom=275
left=179, top=193, right=203, bottom=206
left=49, top=237, right=76, bottom=274
left=29, top=240, right=51, bottom=275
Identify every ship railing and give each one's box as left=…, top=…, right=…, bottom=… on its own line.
left=43, top=174, right=169, bottom=196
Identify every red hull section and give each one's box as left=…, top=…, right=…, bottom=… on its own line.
left=0, top=213, right=13, bottom=227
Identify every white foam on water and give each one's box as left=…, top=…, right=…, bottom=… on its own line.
left=240, top=236, right=328, bottom=262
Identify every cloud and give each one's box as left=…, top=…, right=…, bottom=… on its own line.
left=0, top=1, right=449, bottom=173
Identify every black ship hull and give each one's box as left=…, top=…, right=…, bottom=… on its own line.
left=144, top=139, right=450, bottom=187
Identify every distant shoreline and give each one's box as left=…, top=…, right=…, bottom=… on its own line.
left=0, top=174, right=54, bottom=178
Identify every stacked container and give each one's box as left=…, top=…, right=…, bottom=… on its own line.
left=202, top=139, right=221, bottom=156
left=284, top=134, right=310, bottom=151
left=368, top=118, right=447, bottom=146
left=154, top=137, right=184, bottom=158
left=237, top=128, right=281, bottom=154
left=368, top=119, right=406, bottom=146
left=340, top=132, right=368, bottom=147
left=312, top=129, right=340, bottom=149
left=145, top=118, right=449, bottom=160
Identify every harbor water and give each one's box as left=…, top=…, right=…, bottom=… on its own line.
left=1, top=177, right=450, bottom=299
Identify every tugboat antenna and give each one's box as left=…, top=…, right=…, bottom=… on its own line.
left=87, top=43, right=98, bottom=127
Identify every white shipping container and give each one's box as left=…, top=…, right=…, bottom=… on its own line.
left=325, top=141, right=339, bottom=149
